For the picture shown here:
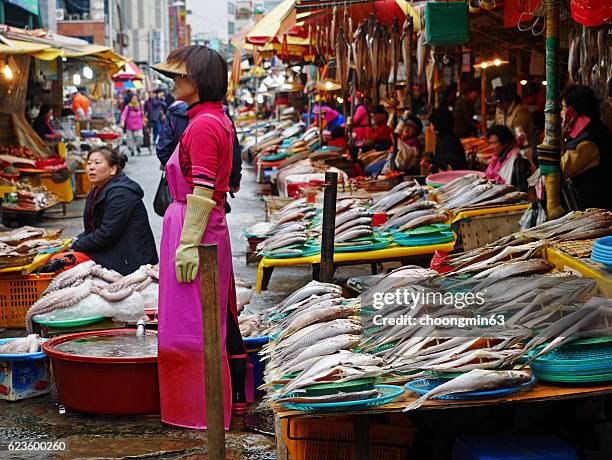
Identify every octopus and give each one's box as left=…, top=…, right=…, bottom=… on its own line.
left=26, top=263, right=160, bottom=333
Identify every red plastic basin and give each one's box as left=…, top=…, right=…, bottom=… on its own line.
left=42, top=329, right=159, bottom=415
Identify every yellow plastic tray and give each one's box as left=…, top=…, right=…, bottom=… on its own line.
left=449, top=203, right=530, bottom=224
left=256, top=240, right=456, bottom=293
left=544, top=246, right=612, bottom=297
left=0, top=239, right=72, bottom=275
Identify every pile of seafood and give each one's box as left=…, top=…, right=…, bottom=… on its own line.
left=261, top=210, right=612, bottom=409
left=432, top=174, right=526, bottom=212
left=26, top=261, right=159, bottom=332
left=0, top=226, right=64, bottom=269
left=0, top=334, right=43, bottom=354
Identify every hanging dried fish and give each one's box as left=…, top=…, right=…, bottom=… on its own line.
left=331, top=7, right=337, bottom=51
left=390, top=17, right=401, bottom=96
left=426, top=48, right=436, bottom=111
left=401, top=16, right=413, bottom=90
left=353, top=21, right=368, bottom=91
left=369, top=22, right=382, bottom=102
left=336, top=27, right=349, bottom=92
left=417, top=29, right=426, bottom=80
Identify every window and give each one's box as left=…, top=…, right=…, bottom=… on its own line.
left=228, top=22, right=235, bottom=36
left=228, top=3, right=236, bottom=15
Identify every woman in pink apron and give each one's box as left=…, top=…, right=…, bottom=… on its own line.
left=152, top=45, right=248, bottom=430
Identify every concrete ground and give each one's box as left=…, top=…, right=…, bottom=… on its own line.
left=0, top=149, right=375, bottom=459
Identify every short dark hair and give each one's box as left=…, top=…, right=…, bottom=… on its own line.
left=88, top=149, right=128, bottom=172
left=487, top=125, right=515, bottom=147
left=430, top=108, right=454, bottom=134
left=561, top=84, right=600, bottom=121
left=166, top=45, right=228, bottom=102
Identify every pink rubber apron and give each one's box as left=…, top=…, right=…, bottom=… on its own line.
left=157, top=113, right=235, bottom=430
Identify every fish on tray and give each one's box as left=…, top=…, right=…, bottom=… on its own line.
left=404, top=369, right=532, bottom=411
left=276, top=389, right=380, bottom=404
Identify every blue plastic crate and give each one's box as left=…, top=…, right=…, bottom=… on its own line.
left=244, top=336, right=269, bottom=397
left=453, top=433, right=577, bottom=460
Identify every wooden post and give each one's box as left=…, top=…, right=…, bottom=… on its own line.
left=320, top=172, right=338, bottom=283
left=52, top=57, right=64, bottom=119
left=198, top=244, right=226, bottom=460
left=480, top=67, right=487, bottom=137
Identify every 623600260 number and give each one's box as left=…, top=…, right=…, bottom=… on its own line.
left=3, top=441, right=68, bottom=451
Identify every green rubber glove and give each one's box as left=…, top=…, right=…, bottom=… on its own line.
left=175, top=187, right=215, bottom=283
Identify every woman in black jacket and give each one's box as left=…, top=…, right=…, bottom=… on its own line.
left=72, top=149, right=158, bottom=275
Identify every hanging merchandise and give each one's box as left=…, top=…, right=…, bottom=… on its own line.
left=529, top=50, right=546, bottom=76
left=424, top=1, right=470, bottom=46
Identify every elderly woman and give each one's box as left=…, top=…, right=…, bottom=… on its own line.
left=152, top=45, right=247, bottom=430
left=560, top=85, right=611, bottom=210
left=71, top=149, right=158, bottom=274
left=485, top=125, right=532, bottom=192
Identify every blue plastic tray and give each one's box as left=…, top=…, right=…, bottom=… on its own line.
left=243, top=336, right=270, bottom=348
left=405, top=377, right=536, bottom=400
left=279, top=384, right=404, bottom=412
left=0, top=338, right=48, bottom=361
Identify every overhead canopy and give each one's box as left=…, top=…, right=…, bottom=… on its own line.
left=112, top=60, right=145, bottom=81
left=0, top=26, right=126, bottom=71
left=247, top=0, right=297, bottom=45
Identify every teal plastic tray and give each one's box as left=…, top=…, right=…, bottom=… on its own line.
left=334, top=236, right=391, bottom=253
left=406, top=377, right=536, bottom=400
left=393, top=231, right=455, bottom=247
left=279, top=384, right=404, bottom=412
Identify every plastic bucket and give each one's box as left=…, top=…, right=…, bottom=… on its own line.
left=244, top=336, right=269, bottom=398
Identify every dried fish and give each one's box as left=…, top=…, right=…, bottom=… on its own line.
left=398, top=214, right=446, bottom=232
left=276, top=389, right=379, bottom=404
left=404, top=369, right=532, bottom=411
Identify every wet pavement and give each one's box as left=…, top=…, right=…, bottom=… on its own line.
left=0, top=149, right=374, bottom=459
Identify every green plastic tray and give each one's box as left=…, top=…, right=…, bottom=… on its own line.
left=263, top=244, right=321, bottom=259
left=304, top=378, right=375, bottom=396
left=33, top=316, right=108, bottom=328
left=568, top=336, right=612, bottom=346
left=261, top=152, right=288, bottom=162
left=403, top=224, right=452, bottom=236
left=530, top=370, right=612, bottom=383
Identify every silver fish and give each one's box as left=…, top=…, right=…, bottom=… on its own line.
left=335, top=217, right=373, bottom=235
left=336, top=227, right=373, bottom=242
left=276, top=389, right=379, bottom=404
left=276, top=280, right=343, bottom=312
left=404, top=369, right=532, bottom=411
left=398, top=214, right=446, bottom=232
left=383, top=209, right=437, bottom=230
left=276, top=305, right=357, bottom=341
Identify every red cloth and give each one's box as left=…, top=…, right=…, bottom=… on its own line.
left=179, top=101, right=235, bottom=205
left=369, top=124, right=394, bottom=143
left=328, top=137, right=347, bottom=150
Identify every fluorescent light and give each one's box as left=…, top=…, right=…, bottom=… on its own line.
left=62, top=57, right=67, bottom=62
left=520, top=79, right=528, bottom=86
left=325, top=81, right=334, bottom=90
left=83, top=66, right=93, bottom=79
left=493, top=59, right=501, bottom=66
left=336, top=97, right=344, bottom=104
left=542, top=80, right=547, bottom=86
left=73, top=74, right=81, bottom=85
left=481, top=62, right=488, bottom=69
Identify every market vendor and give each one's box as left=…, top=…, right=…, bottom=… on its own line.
left=422, top=108, right=468, bottom=172
left=453, top=82, right=479, bottom=138
left=315, top=104, right=345, bottom=131
left=70, top=87, right=92, bottom=130
left=560, top=84, right=611, bottom=210
left=32, top=104, right=60, bottom=140
left=363, top=105, right=394, bottom=151
left=151, top=45, right=248, bottom=430
left=491, top=84, right=534, bottom=137
left=71, top=149, right=158, bottom=275
left=485, top=125, right=532, bottom=192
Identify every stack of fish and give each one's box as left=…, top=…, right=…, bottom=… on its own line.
left=370, top=180, right=427, bottom=214
left=260, top=281, right=387, bottom=399
left=433, top=175, right=526, bottom=211
left=333, top=206, right=374, bottom=246
left=256, top=200, right=317, bottom=257
left=381, top=201, right=445, bottom=232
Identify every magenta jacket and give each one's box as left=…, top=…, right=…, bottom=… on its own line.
left=121, top=105, right=144, bottom=131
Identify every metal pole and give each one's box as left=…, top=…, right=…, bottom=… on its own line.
left=537, top=0, right=564, bottom=219
left=198, top=244, right=226, bottom=460
left=480, top=68, right=487, bottom=137
left=320, top=172, right=338, bottom=283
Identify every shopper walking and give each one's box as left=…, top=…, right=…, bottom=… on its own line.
left=120, top=95, right=145, bottom=156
